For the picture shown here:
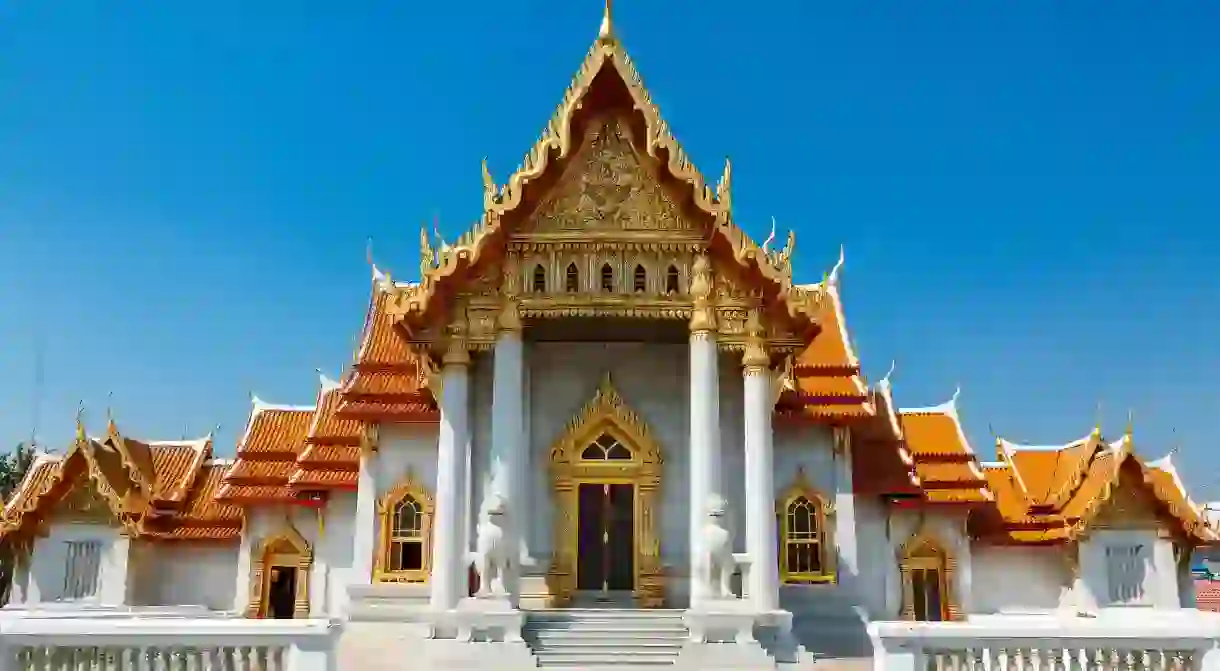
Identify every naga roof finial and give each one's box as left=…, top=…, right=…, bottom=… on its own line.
left=599, top=0, right=615, bottom=42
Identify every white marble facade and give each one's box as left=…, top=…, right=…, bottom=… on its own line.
left=7, top=340, right=1202, bottom=635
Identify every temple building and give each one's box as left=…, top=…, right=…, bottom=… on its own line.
left=1, top=5, right=1215, bottom=669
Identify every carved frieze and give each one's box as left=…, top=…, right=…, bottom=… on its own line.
left=525, top=116, right=694, bottom=234
left=51, top=480, right=118, bottom=526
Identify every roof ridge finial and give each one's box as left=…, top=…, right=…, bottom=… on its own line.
left=1093, top=399, right=1103, bottom=437
left=75, top=401, right=86, bottom=442
left=599, top=0, right=615, bottom=42
left=828, top=245, right=846, bottom=286
left=106, top=391, right=117, bottom=433
left=1125, top=408, right=1134, bottom=441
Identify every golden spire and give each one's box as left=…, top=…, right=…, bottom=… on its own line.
left=1092, top=399, right=1103, bottom=437
left=1125, top=409, right=1134, bottom=440
left=75, top=401, right=86, bottom=443
left=598, top=0, right=615, bottom=42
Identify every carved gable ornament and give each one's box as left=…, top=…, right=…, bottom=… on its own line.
left=526, top=116, right=694, bottom=234
left=50, top=478, right=120, bottom=526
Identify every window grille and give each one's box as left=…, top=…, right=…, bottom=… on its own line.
left=62, top=540, right=102, bottom=600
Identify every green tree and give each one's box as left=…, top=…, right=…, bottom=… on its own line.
left=0, top=442, right=34, bottom=604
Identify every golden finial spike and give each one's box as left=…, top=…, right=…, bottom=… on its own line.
left=75, top=401, right=86, bottom=441
left=599, top=0, right=614, bottom=41
left=1125, top=409, right=1134, bottom=439
left=1093, top=399, right=1103, bottom=437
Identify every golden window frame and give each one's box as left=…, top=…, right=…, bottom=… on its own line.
left=898, top=530, right=961, bottom=621
left=245, top=524, right=312, bottom=619
left=374, top=473, right=435, bottom=583
left=776, top=468, right=836, bottom=584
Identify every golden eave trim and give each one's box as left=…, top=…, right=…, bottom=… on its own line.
left=393, top=13, right=821, bottom=329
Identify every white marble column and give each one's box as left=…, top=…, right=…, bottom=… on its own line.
left=488, top=299, right=525, bottom=602
left=743, top=338, right=780, bottom=611
left=429, top=339, right=470, bottom=611
left=688, top=255, right=722, bottom=609
left=352, top=438, right=379, bottom=581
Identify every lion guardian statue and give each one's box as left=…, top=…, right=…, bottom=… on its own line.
left=697, top=493, right=737, bottom=600
left=474, top=492, right=514, bottom=597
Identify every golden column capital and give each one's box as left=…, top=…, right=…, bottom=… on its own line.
left=689, top=254, right=717, bottom=334
left=742, top=308, right=769, bottom=373
left=497, top=295, right=523, bottom=333
left=442, top=336, right=471, bottom=367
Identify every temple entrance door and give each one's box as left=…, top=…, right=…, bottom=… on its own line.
left=264, top=565, right=298, bottom=619
left=576, top=482, right=636, bottom=594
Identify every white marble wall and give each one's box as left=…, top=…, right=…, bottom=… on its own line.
left=26, top=523, right=130, bottom=605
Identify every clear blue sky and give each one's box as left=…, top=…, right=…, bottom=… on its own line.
left=2, top=3, right=1218, bottom=495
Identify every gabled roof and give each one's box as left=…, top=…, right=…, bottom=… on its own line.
left=390, top=4, right=820, bottom=336
left=896, top=388, right=992, bottom=504
left=215, top=395, right=315, bottom=504
left=336, top=267, right=437, bottom=423
left=288, top=373, right=362, bottom=491
left=973, top=430, right=1215, bottom=544
left=0, top=419, right=241, bottom=543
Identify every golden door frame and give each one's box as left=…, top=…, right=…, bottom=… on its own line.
left=245, top=523, right=312, bottom=619
left=547, top=375, right=664, bottom=608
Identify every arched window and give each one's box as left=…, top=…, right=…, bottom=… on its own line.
left=665, top=265, right=680, bottom=294
left=601, top=263, right=615, bottom=292
left=899, top=533, right=957, bottom=621
left=532, top=264, right=547, bottom=293
left=778, top=486, right=835, bottom=584
left=566, top=263, right=580, bottom=293
left=580, top=433, right=632, bottom=461
left=633, top=265, right=647, bottom=293
left=375, top=475, right=434, bottom=583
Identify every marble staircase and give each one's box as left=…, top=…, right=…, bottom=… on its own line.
left=523, top=608, right=689, bottom=668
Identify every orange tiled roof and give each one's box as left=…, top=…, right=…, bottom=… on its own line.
left=896, top=393, right=991, bottom=504
left=337, top=276, right=438, bottom=423
left=786, top=268, right=872, bottom=423
left=850, top=380, right=922, bottom=496
left=216, top=400, right=314, bottom=504
left=140, top=462, right=243, bottom=541
left=972, top=433, right=1216, bottom=544
left=288, top=377, right=363, bottom=491
left=0, top=427, right=242, bottom=543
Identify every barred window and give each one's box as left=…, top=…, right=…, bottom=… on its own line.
left=62, top=540, right=102, bottom=600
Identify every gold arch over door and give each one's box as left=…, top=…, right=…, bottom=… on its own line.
left=246, top=523, right=312, bottom=619
left=548, top=375, right=664, bottom=608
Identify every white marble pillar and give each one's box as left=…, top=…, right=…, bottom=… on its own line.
left=488, top=301, right=526, bottom=602
left=688, top=255, right=722, bottom=609
left=352, top=441, right=379, bottom=581
left=743, top=342, right=780, bottom=611
left=430, top=340, right=470, bottom=611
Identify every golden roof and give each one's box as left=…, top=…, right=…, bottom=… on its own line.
left=389, top=5, right=818, bottom=335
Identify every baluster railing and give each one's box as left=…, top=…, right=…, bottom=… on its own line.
left=870, top=614, right=1220, bottom=671
left=0, top=617, right=337, bottom=671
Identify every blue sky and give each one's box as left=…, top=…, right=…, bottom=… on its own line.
left=2, top=3, right=1218, bottom=495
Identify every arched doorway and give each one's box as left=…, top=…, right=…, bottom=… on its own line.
left=247, top=526, right=312, bottom=619
left=548, top=375, right=664, bottom=608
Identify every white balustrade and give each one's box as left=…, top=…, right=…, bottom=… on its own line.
left=871, top=614, right=1220, bottom=671
left=0, top=616, right=339, bottom=671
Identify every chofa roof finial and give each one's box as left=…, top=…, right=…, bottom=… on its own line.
left=599, top=0, right=615, bottom=41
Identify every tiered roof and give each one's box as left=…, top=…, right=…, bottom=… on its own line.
left=0, top=420, right=242, bottom=543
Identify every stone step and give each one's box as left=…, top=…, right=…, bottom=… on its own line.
left=527, top=621, right=689, bottom=633
left=529, top=640, right=684, bottom=652
left=533, top=650, right=681, bottom=666
left=529, top=628, right=688, bottom=641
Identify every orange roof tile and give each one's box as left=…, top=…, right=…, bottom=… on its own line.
left=894, top=392, right=991, bottom=504
left=216, top=400, right=314, bottom=504
left=972, top=434, right=1217, bottom=544
left=140, top=464, right=243, bottom=541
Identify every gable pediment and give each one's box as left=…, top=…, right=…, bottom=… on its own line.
left=516, top=115, right=699, bottom=239
left=50, top=476, right=121, bottom=526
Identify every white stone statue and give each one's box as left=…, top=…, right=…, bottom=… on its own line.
left=698, top=493, right=737, bottom=600
left=474, top=492, right=513, bottom=597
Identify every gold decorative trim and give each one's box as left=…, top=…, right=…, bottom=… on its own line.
left=777, top=467, right=836, bottom=584
left=897, top=530, right=961, bottom=621
left=373, top=472, right=434, bottom=583
left=547, top=374, right=664, bottom=607
left=245, top=519, right=312, bottom=619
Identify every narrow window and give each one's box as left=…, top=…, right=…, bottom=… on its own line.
left=600, top=263, right=614, bottom=292
left=665, top=265, right=680, bottom=294
left=62, top=540, right=103, bottom=600
left=633, top=265, right=647, bottom=293
left=780, top=496, right=830, bottom=583
left=390, top=496, right=425, bottom=572
left=532, top=265, right=546, bottom=293
left=566, top=263, right=579, bottom=293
